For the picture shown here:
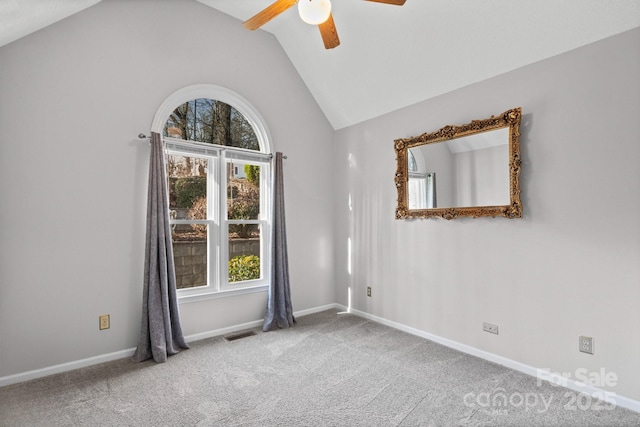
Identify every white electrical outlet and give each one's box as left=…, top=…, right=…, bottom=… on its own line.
left=483, top=322, right=499, bottom=335
left=579, top=336, right=594, bottom=355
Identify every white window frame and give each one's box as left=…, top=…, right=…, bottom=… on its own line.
left=151, top=85, right=273, bottom=303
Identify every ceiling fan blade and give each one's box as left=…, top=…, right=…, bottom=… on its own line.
left=318, top=13, right=340, bottom=49
left=365, top=0, right=406, bottom=5
left=243, top=0, right=298, bottom=31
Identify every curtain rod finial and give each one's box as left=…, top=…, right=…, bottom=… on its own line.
left=138, top=133, right=149, bottom=139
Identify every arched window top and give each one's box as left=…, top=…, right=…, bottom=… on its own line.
left=408, top=150, right=418, bottom=172
left=151, top=84, right=271, bottom=154
left=164, top=98, right=259, bottom=150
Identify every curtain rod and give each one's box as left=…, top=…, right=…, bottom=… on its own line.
left=137, top=133, right=286, bottom=159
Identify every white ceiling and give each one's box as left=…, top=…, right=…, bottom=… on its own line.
left=2, top=1, right=639, bottom=130
left=0, top=0, right=101, bottom=48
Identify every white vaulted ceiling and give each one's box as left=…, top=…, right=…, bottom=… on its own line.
left=0, top=0, right=101, bottom=48
left=2, top=0, right=639, bottom=129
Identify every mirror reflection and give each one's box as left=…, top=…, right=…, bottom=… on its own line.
left=407, top=127, right=510, bottom=209
left=394, top=108, right=522, bottom=220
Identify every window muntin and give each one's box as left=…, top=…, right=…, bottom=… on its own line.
left=162, top=97, right=271, bottom=297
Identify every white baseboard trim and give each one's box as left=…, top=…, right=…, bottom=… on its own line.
left=347, top=307, right=640, bottom=414
left=0, top=348, right=136, bottom=388
left=295, top=303, right=343, bottom=317
left=184, top=319, right=264, bottom=342
left=0, top=303, right=343, bottom=388
left=183, top=303, right=341, bottom=342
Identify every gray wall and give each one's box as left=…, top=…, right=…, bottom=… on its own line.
left=0, top=0, right=335, bottom=377
left=334, top=28, right=640, bottom=401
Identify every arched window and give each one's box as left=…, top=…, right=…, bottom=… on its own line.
left=152, top=85, right=272, bottom=298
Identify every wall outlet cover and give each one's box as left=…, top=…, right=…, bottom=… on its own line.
left=579, top=335, right=594, bottom=354
left=99, top=314, right=110, bottom=330
left=483, top=322, right=499, bottom=335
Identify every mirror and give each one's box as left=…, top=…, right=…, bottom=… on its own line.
left=394, top=108, right=522, bottom=219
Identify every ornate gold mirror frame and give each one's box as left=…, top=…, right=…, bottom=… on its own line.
left=394, top=107, right=522, bottom=220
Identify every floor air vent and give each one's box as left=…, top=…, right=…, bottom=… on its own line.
left=224, top=330, right=257, bottom=342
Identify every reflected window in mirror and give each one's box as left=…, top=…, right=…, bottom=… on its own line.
left=407, top=149, right=436, bottom=209
left=394, top=108, right=522, bottom=220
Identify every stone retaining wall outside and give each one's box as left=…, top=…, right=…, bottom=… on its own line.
left=173, top=238, right=259, bottom=289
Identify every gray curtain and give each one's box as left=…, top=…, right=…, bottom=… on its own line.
left=133, top=132, right=189, bottom=363
left=263, top=152, right=295, bottom=331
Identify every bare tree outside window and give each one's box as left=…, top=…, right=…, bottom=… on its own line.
left=164, top=99, right=259, bottom=150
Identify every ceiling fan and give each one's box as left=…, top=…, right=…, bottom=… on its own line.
left=243, top=0, right=406, bottom=49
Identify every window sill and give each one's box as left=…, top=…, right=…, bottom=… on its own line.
left=177, top=284, right=269, bottom=304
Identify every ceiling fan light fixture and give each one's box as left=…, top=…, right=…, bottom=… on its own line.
left=298, top=0, right=332, bottom=25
